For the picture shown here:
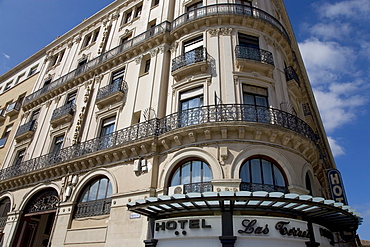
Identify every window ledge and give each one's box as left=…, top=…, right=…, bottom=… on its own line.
left=80, top=41, right=97, bottom=52
left=139, top=72, right=149, bottom=78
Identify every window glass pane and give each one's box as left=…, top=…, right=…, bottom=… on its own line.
left=256, top=96, right=268, bottom=107
left=97, top=178, right=108, bottom=200
left=240, top=162, right=250, bottom=183
left=192, top=161, right=201, bottom=183
left=182, top=162, right=191, bottom=185
left=262, top=160, right=273, bottom=185
left=88, top=180, right=99, bottom=201
left=273, top=166, right=285, bottom=187
left=243, top=94, right=255, bottom=105
left=171, top=169, right=180, bottom=186
left=106, top=181, right=112, bottom=198
left=203, top=163, right=212, bottom=182
left=251, top=159, right=262, bottom=183
left=81, top=190, right=89, bottom=202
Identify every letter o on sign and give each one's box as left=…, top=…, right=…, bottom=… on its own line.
left=333, top=185, right=343, bottom=196
left=166, top=221, right=177, bottom=230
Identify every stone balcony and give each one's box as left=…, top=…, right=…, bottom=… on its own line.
left=171, top=47, right=210, bottom=81
left=5, top=101, right=21, bottom=117
left=14, top=120, right=37, bottom=143
left=0, top=104, right=320, bottom=192
left=95, top=80, right=128, bottom=110
left=235, top=45, right=274, bottom=76
left=50, top=103, right=75, bottom=128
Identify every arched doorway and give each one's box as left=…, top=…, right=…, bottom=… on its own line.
left=13, top=189, right=59, bottom=247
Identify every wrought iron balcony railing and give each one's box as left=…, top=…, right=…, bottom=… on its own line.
left=96, top=80, right=128, bottom=102
left=235, top=45, right=274, bottom=66
left=15, top=120, right=37, bottom=137
left=184, top=182, right=213, bottom=193
left=51, top=102, right=75, bottom=121
left=171, top=47, right=209, bottom=72
left=240, top=182, right=288, bottom=193
left=285, top=66, right=301, bottom=86
left=0, top=105, right=316, bottom=180
left=171, top=4, right=289, bottom=42
left=0, top=216, right=6, bottom=229
left=23, top=21, right=171, bottom=106
left=74, top=198, right=112, bottom=218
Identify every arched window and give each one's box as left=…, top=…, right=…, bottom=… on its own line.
left=0, top=198, right=10, bottom=230
left=305, top=172, right=313, bottom=196
left=170, top=160, right=212, bottom=193
left=75, top=177, right=112, bottom=218
left=240, top=157, right=288, bottom=193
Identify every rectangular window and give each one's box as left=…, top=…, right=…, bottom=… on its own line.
left=83, top=29, right=100, bottom=48
left=112, top=67, right=126, bottom=84
left=30, top=109, right=40, bottom=122
left=15, top=73, right=25, bottom=85
left=0, top=125, right=12, bottom=147
left=243, top=85, right=268, bottom=106
left=187, top=2, right=203, bottom=20
left=66, top=91, right=77, bottom=105
left=99, top=116, right=116, bottom=149
left=77, top=59, right=87, bottom=74
left=100, top=116, right=116, bottom=137
left=183, top=35, right=203, bottom=53
left=52, top=135, right=64, bottom=154
left=44, top=78, right=52, bottom=87
left=152, top=0, right=159, bottom=7
left=28, top=66, right=38, bottom=76
left=120, top=35, right=132, bottom=45
left=13, top=149, right=26, bottom=167
left=238, top=33, right=259, bottom=48
left=134, top=5, right=142, bottom=18
left=125, top=11, right=132, bottom=23
left=4, top=82, right=12, bottom=91
left=144, top=59, right=151, bottom=73
left=180, top=87, right=204, bottom=126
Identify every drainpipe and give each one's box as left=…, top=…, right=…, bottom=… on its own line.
left=144, top=217, right=158, bottom=247
left=219, top=201, right=237, bottom=247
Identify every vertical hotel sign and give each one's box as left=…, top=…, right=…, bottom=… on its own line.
left=327, top=169, right=348, bottom=205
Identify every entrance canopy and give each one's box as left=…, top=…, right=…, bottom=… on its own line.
left=127, top=191, right=362, bottom=232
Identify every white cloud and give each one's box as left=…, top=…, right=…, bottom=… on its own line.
left=327, top=136, right=345, bottom=157
left=1, top=53, right=10, bottom=59
left=309, top=22, right=351, bottom=40
left=318, top=0, right=370, bottom=19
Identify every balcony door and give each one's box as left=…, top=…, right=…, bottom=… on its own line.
left=99, top=116, right=116, bottom=149
left=180, top=87, right=203, bottom=127
left=183, top=35, right=204, bottom=66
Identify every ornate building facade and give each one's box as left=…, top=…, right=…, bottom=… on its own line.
left=0, top=0, right=362, bottom=246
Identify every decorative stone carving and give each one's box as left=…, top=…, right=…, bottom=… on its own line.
left=150, top=48, right=159, bottom=58
left=170, top=42, right=178, bottom=54
left=208, top=28, right=220, bottom=37
left=135, top=55, right=143, bottom=65
left=220, top=27, right=233, bottom=36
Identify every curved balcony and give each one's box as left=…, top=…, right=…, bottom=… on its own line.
left=184, top=182, right=213, bottom=193
left=0, top=104, right=317, bottom=182
left=14, top=120, right=37, bottom=142
left=96, top=80, right=128, bottom=109
left=240, top=182, right=288, bottom=193
left=171, top=47, right=210, bottom=80
left=235, top=45, right=274, bottom=75
left=172, top=4, right=289, bottom=42
left=50, top=102, right=75, bottom=128
left=74, top=198, right=112, bottom=218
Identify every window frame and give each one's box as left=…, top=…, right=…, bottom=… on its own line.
left=239, top=156, right=288, bottom=192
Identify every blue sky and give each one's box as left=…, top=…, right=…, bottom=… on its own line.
left=0, top=0, right=369, bottom=240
